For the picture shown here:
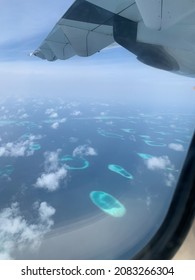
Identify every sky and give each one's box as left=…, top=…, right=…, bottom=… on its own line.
left=1, top=0, right=195, bottom=108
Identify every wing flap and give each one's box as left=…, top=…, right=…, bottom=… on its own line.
left=60, top=24, right=113, bottom=57
left=33, top=0, right=116, bottom=61
left=45, top=26, right=75, bottom=60
left=37, top=42, right=57, bottom=61
left=46, top=41, right=75, bottom=60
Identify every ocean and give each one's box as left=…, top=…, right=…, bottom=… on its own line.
left=0, top=97, right=194, bottom=259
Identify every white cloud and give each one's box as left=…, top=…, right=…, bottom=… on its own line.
left=50, top=118, right=66, bottom=129
left=165, top=172, right=176, bottom=187
left=0, top=134, right=41, bottom=157
left=168, top=143, right=184, bottom=152
left=51, top=122, right=59, bottom=129
left=34, top=150, right=67, bottom=192
left=50, top=112, right=58, bottom=118
left=0, top=201, right=55, bottom=259
left=60, top=118, right=66, bottom=123
left=34, top=167, right=67, bottom=191
left=73, top=145, right=97, bottom=157
left=71, top=110, right=81, bottom=116
left=37, top=201, right=56, bottom=223
left=45, top=108, right=59, bottom=119
left=145, top=155, right=176, bottom=187
left=145, top=156, right=174, bottom=170
left=0, top=142, right=25, bottom=157
left=44, top=150, right=61, bottom=172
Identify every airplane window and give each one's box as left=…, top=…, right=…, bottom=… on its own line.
left=0, top=0, right=195, bottom=260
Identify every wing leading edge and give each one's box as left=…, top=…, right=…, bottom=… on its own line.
left=33, top=0, right=195, bottom=77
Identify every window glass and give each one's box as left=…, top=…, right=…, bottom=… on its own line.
left=0, top=1, right=195, bottom=260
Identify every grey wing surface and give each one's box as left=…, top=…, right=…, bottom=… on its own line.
left=33, top=0, right=195, bottom=77
left=33, top=0, right=141, bottom=61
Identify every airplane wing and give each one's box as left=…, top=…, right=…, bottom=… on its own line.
left=33, top=0, right=120, bottom=61
left=33, top=0, right=195, bottom=77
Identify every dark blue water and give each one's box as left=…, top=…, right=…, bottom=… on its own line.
left=0, top=97, right=194, bottom=259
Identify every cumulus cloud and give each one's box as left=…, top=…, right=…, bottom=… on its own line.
left=71, top=110, right=81, bottom=116
left=168, top=143, right=184, bottom=152
left=51, top=122, right=59, bottom=129
left=165, top=173, right=176, bottom=187
left=35, top=168, right=67, bottom=191
left=145, top=156, right=174, bottom=170
left=60, top=118, right=66, bottom=123
left=145, top=155, right=176, bottom=187
left=44, top=150, right=60, bottom=172
left=34, top=150, right=67, bottom=192
left=50, top=118, right=66, bottom=129
left=50, top=112, right=58, bottom=118
left=0, top=134, right=41, bottom=157
left=38, top=201, right=56, bottom=222
left=73, top=145, right=97, bottom=157
left=45, top=108, right=58, bottom=119
left=0, top=201, right=55, bottom=259
left=0, top=142, right=26, bottom=157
